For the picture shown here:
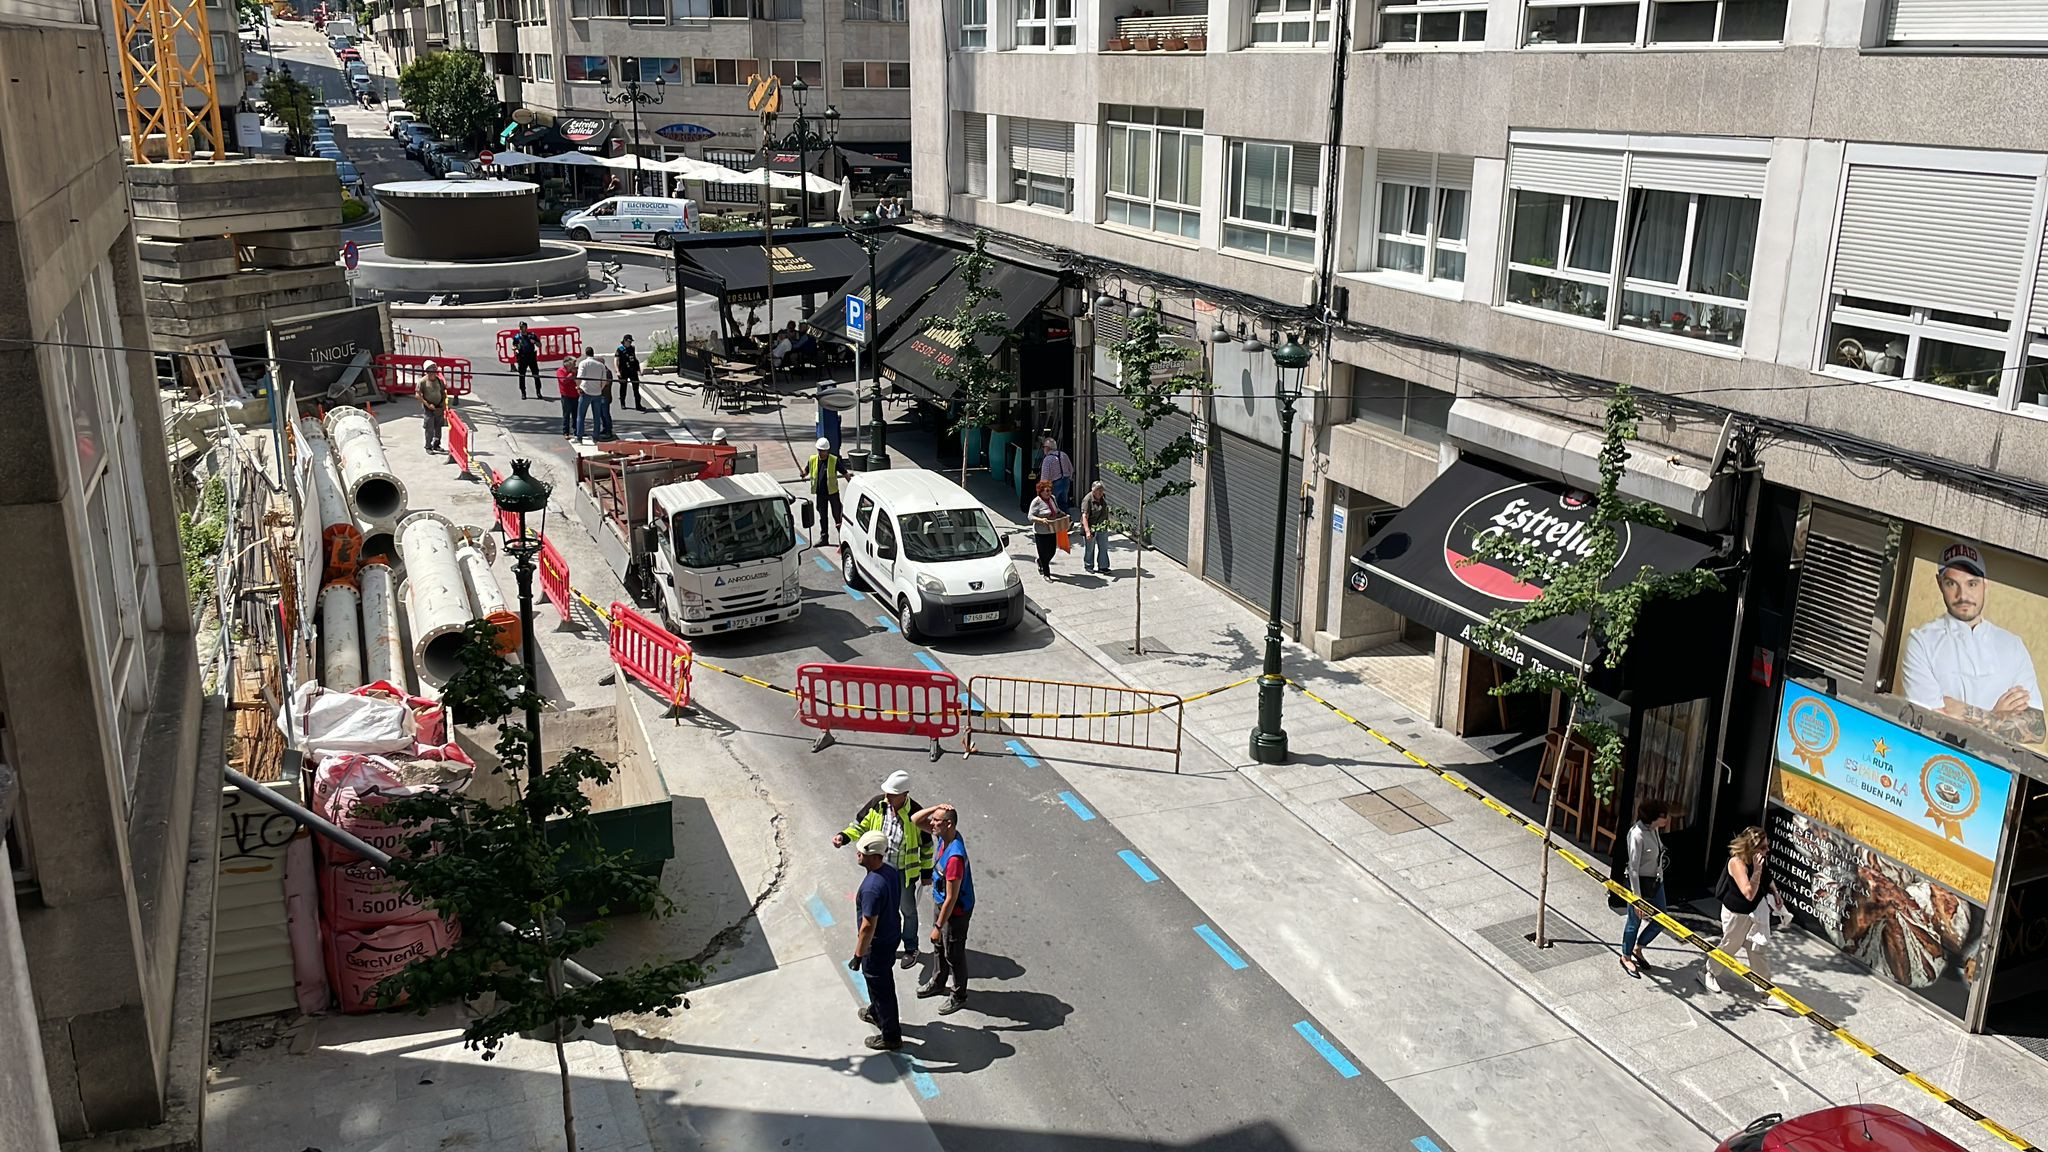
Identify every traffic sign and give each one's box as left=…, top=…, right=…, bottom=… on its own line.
left=341, top=240, right=359, bottom=271
left=479, top=149, right=495, bottom=166
left=844, top=294, right=867, bottom=341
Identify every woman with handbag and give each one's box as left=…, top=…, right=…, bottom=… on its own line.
left=1700, top=825, right=1794, bottom=1011
left=1027, top=480, right=1064, bottom=580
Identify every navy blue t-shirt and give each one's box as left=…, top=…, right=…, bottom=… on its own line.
left=857, top=862, right=902, bottom=972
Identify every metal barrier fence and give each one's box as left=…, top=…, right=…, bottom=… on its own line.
left=965, top=675, right=1187, bottom=772
left=391, top=326, right=444, bottom=359
left=496, top=325, right=582, bottom=365
left=446, top=408, right=472, bottom=473
left=796, top=662, right=963, bottom=761
left=608, top=601, right=692, bottom=712
left=538, top=536, right=571, bottom=621
left=372, top=354, right=474, bottom=398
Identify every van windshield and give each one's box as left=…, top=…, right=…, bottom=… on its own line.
left=899, top=509, right=1002, bottom=563
left=672, top=498, right=794, bottom=568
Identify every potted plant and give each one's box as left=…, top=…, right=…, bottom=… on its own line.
left=1107, top=34, right=1133, bottom=49
left=1164, top=32, right=1186, bottom=49
left=1134, top=33, right=1159, bottom=49
left=1187, top=30, right=1206, bottom=49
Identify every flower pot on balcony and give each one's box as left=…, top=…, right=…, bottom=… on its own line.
left=1187, top=32, right=1206, bottom=49
left=1107, top=35, right=1133, bottom=49
left=1133, top=35, right=1159, bottom=49
left=1163, top=34, right=1187, bottom=49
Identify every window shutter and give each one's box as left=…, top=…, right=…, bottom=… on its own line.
left=1434, top=154, right=1473, bottom=191
left=1787, top=506, right=1893, bottom=687
left=1508, top=146, right=1623, bottom=199
left=1832, top=165, right=2034, bottom=317
left=1376, top=149, right=1435, bottom=189
left=1889, top=0, right=2048, bottom=43
left=1287, top=145, right=1319, bottom=215
left=963, top=115, right=987, bottom=196
left=1009, top=118, right=1073, bottom=181
left=1628, top=153, right=1767, bottom=200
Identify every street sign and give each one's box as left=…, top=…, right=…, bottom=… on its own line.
left=479, top=149, right=495, bottom=166
left=844, top=294, right=866, bottom=341
left=341, top=240, right=359, bottom=271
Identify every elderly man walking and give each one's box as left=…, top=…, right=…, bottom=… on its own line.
left=833, top=770, right=930, bottom=970
left=848, top=830, right=903, bottom=1050
left=574, top=346, right=611, bottom=445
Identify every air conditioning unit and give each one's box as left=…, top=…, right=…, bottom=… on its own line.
left=1301, top=275, right=1316, bottom=307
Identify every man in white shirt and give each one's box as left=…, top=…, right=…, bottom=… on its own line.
left=1901, top=542, right=2045, bottom=744
left=573, top=346, right=611, bottom=444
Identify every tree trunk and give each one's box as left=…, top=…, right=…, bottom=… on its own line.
left=1132, top=496, right=1146, bottom=655
left=1533, top=634, right=1597, bottom=949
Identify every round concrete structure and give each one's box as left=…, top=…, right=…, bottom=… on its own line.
left=352, top=240, right=591, bottom=301
left=376, top=179, right=541, bottom=261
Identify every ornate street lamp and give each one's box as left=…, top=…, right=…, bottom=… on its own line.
left=600, top=57, right=665, bottom=197
left=1247, top=334, right=1313, bottom=765
left=490, top=458, right=552, bottom=779
left=780, top=77, right=830, bottom=227
left=850, top=208, right=893, bottom=468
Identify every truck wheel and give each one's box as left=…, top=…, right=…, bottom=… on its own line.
left=654, top=230, right=672, bottom=248
left=658, top=604, right=682, bottom=636
left=568, top=227, right=591, bottom=242
left=840, top=544, right=863, bottom=589
left=899, top=596, right=925, bottom=644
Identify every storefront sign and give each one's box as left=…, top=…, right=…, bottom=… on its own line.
left=559, top=117, right=608, bottom=143
left=1447, top=482, right=1632, bottom=604
left=1330, top=507, right=1346, bottom=536
left=1885, top=529, right=2048, bottom=758
left=1772, top=681, right=2014, bottom=903
left=270, top=303, right=383, bottom=402
left=655, top=123, right=718, bottom=142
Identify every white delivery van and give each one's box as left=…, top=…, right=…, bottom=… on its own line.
left=561, top=197, right=700, bottom=247
left=839, top=470, right=1024, bottom=642
left=645, top=472, right=808, bottom=636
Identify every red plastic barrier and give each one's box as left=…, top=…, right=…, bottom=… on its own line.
left=372, top=354, right=474, bottom=398
left=795, top=663, right=963, bottom=742
left=447, top=408, right=472, bottom=473
left=609, top=602, right=692, bottom=709
left=538, top=535, right=571, bottom=621
left=496, top=326, right=582, bottom=365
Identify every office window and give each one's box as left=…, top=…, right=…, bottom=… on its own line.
left=1525, top=0, right=1637, bottom=44
left=571, top=0, right=667, bottom=16
left=1009, top=118, right=1075, bottom=211
left=756, top=0, right=801, bottom=17
left=1526, top=0, right=1784, bottom=44
left=565, top=54, right=610, bottom=82
left=1224, top=140, right=1319, bottom=263
left=693, top=57, right=759, bottom=84
left=963, top=114, right=988, bottom=197
left=634, top=56, right=684, bottom=83
left=770, top=59, right=823, bottom=84
left=1350, top=370, right=1453, bottom=443
left=842, top=60, right=911, bottom=87
left=1015, top=0, right=1075, bottom=46
left=1377, top=0, right=1485, bottom=44
left=1251, top=0, right=1332, bottom=44
left=1103, top=106, right=1203, bottom=241
left=536, top=53, right=552, bottom=78
left=1885, top=0, right=2048, bottom=46
left=844, top=0, right=905, bottom=17
left=960, top=0, right=987, bottom=44
left=1369, top=151, right=1471, bottom=283
left=1507, top=190, right=1619, bottom=318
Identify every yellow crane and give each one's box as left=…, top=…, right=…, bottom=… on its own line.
left=113, top=0, right=227, bottom=163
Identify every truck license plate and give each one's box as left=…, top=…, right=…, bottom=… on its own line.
left=730, top=613, right=769, bottom=630
left=961, top=610, right=1002, bottom=624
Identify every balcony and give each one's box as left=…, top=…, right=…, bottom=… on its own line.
left=484, top=17, right=517, bottom=52
left=494, top=73, right=522, bottom=103
left=1104, top=12, right=1207, bottom=51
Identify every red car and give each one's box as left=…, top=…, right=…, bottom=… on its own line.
left=1717, top=1106, right=1971, bottom=1152
left=339, top=47, right=360, bottom=61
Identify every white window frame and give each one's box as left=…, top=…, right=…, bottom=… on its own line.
left=1821, top=297, right=2017, bottom=407
left=1615, top=187, right=1753, bottom=346
left=1504, top=189, right=1621, bottom=321
left=1009, top=118, right=1075, bottom=212
left=536, top=54, right=552, bottom=79
left=844, top=0, right=905, bottom=17
left=1375, top=0, right=1486, bottom=47
left=1251, top=0, right=1333, bottom=45
left=1523, top=0, right=1787, bottom=47
left=1014, top=0, right=1075, bottom=47
left=960, top=0, right=987, bottom=44
left=1223, top=140, right=1320, bottom=265
left=963, top=114, right=989, bottom=197
left=1368, top=156, right=1469, bottom=285
left=1102, top=107, right=1204, bottom=241
left=1883, top=0, right=2048, bottom=48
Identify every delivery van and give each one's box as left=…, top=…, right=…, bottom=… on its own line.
left=561, top=197, right=700, bottom=247
left=839, top=469, right=1023, bottom=642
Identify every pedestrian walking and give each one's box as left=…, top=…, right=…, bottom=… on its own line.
left=1080, top=480, right=1112, bottom=575
left=833, top=770, right=930, bottom=970
left=1699, top=825, right=1793, bottom=1010
left=574, top=346, right=611, bottom=444
left=912, top=803, right=973, bottom=1015
left=418, top=361, right=449, bottom=452
left=615, top=334, right=644, bottom=411
left=556, top=361, right=579, bottom=439
left=1039, top=437, right=1076, bottom=511
left=804, top=437, right=844, bottom=546
left=510, top=321, right=542, bottom=399
left=1619, top=799, right=1675, bottom=978
left=849, top=829, right=904, bottom=1051
left=1027, top=480, right=1063, bottom=580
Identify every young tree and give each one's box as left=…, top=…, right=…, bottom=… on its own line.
left=373, top=621, right=700, bottom=1152
left=1093, top=305, right=1211, bottom=655
left=1463, top=383, right=1722, bottom=947
left=398, top=51, right=499, bottom=147
left=396, top=50, right=452, bottom=116
left=260, top=71, right=316, bottom=154
left=928, top=231, right=1016, bottom=488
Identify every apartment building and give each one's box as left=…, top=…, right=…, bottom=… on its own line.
left=912, top=0, right=2048, bottom=1032
left=99, top=0, right=250, bottom=148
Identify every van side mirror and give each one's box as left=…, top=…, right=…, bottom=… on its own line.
left=799, top=503, right=815, bottom=529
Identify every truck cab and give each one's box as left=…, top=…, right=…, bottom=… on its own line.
left=646, top=472, right=807, bottom=636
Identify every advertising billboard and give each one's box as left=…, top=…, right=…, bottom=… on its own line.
left=1887, top=529, right=2048, bottom=756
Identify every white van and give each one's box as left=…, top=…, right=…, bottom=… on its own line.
left=561, top=196, right=700, bottom=247
left=839, top=470, right=1023, bottom=642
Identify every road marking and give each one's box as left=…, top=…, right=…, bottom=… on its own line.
left=1193, top=924, right=1248, bottom=971
left=1005, top=740, right=1040, bottom=768
left=913, top=651, right=943, bottom=673
left=897, top=1054, right=941, bottom=1099
left=844, top=584, right=867, bottom=602
left=805, top=894, right=835, bottom=928
left=1117, top=850, right=1159, bottom=882
left=1057, top=791, right=1095, bottom=821
left=1412, top=1139, right=1446, bottom=1152
left=478, top=317, right=498, bottom=324
left=1293, top=1021, right=1361, bottom=1079
left=577, top=312, right=602, bottom=319
left=813, top=554, right=834, bottom=572
left=876, top=614, right=900, bottom=633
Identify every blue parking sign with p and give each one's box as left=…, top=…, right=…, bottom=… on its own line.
left=845, top=295, right=866, bottom=340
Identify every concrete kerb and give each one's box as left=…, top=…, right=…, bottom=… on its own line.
left=386, top=241, right=678, bottom=318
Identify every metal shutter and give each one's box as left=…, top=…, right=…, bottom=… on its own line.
left=1889, top=0, right=2048, bottom=42
left=1435, top=154, right=1474, bottom=190
left=1832, top=165, right=2035, bottom=317
left=963, top=115, right=987, bottom=196
left=1508, top=146, right=1624, bottom=199
left=1203, top=430, right=1302, bottom=623
left=1009, top=118, right=1073, bottom=180
left=1786, top=506, right=1893, bottom=686
left=1092, top=396, right=1192, bottom=564
left=1288, top=145, right=1320, bottom=215
left=1376, top=150, right=1436, bottom=189
left=1628, top=153, right=1767, bottom=199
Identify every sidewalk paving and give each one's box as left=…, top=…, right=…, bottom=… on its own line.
left=950, top=458, right=2047, bottom=1152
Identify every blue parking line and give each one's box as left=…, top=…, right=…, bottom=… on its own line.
left=1005, top=740, right=1041, bottom=768
left=851, top=974, right=869, bottom=1003
left=1118, top=850, right=1160, bottom=883
left=968, top=694, right=984, bottom=713
left=1194, top=924, right=1248, bottom=970
left=1412, top=1139, right=1445, bottom=1152
left=844, top=584, right=867, bottom=601
left=806, top=894, right=836, bottom=928
left=876, top=614, right=900, bottom=633
left=1057, top=791, right=1096, bottom=821
left=1293, top=1021, right=1361, bottom=1079
left=898, top=1054, right=941, bottom=1099
left=813, top=554, right=834, bottom=572
left=913, top=651, right=944, bottom=673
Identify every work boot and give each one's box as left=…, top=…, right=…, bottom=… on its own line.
left=937, top=995, right=966, bottom=1016
left=863, top=1034, right=902, bottom=1051
left=857, top=1004, right=876, bottom=1025
left=899, top=950, right=919, bottom=970
left=915, top=981, right=945, bottom=999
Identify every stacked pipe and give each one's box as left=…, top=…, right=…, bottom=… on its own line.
left=325, top=406, right=409, bottom=564
left=318, top=583, right=364, bottom=691
left=397, top=512, right=475, bottom=685
left=296, top=419, right=363, bottom=586
left=358, top=561, right=408, bottom=691
left=456, top=540, right=521, bottom=656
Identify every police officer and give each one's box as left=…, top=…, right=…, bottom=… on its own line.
left=510, top=321, right=542, bottom=399
left=615, top=334, right=643, bottom=412
left=803, top=436, right=843, bottom=546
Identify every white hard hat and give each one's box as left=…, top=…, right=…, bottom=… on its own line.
left=816, top=437, right=831, bottom=451
left=713, top=427, right=728, bottom=441
left=422, top=360, right=437, bottom=369
left=882, top=770, right=911, bottom=795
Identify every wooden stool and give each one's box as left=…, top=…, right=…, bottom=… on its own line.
left=1532, top=729, right=1565, bottom=803
left=1556, top=739, right=1594, bottom=840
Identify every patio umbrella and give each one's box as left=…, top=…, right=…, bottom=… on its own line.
left=486, top=149, right=545, bottom=167
left=836, top=176, right=854, bottom=222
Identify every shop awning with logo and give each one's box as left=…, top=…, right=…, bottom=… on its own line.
left=878, top=260, right=1062, bottom=401
left=803, top=235, right=960, bottom=345
left=838, top=146, right=909, bottom=173
left=672, top=232, right=867, bottom=306
left=1348, top=455, right=1729, bottom=701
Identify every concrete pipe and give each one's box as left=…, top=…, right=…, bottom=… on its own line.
left=456, top=544, right=521, bottom=656
left=359, top=560, right=408, bottom=692
left=298, top=421, right=363, bottom=585
left=397, top=512, right=474, bottom=685
left=319, top=582, right=365, bottom=692
left=325, top=405, right=409, bottom=526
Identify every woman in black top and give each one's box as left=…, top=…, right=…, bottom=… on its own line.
left=1699, top=825, right=1793, bottom=1011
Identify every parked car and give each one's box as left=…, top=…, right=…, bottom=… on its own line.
left=338, top=47, right=359, bottom=62
left=439, top=157, right=475, bottom=180
left=837, top=469, right=1023, bottom=642
left=334, top=160, right=363, bottom=195
left=311, top=106, right=332, bottom=128
left=387, top=110, right=416, bottom=138
left=1716, top=1107, right=1971, bottom=1152
left=402, top=126, right=441, bottom=161
left=561, top=196, right=701, bottom=247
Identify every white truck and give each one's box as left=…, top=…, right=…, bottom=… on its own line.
left=574, top=443, right=811, bottom=637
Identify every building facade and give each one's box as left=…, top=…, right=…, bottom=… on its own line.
left=1, top=0, right=218, bottom=1145
left=912, top=0, right=2048, bottom=1031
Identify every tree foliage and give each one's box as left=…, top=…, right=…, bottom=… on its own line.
left=260, top=71, right=317, bottom=154
left=399, top=51, right=499, bottom=148
left=928, top=231, right=1017, bottom=485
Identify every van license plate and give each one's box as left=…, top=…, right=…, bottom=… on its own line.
left=961, top=610, right=1002, bottom=624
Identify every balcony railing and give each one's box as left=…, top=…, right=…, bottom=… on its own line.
left=1105, top=14, right=1207, bottom=50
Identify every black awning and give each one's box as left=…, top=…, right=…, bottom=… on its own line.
left=1349, top=456, right=1727, bottom=700
left=838, top=146, right=909, bottom=173
left=761, top=149, right=826, bottom=173
left=804, top=235, right=959, bottom=344
left=879, top=260, right=1062, bottom=402
left=672, top=233, right=867, bottom=306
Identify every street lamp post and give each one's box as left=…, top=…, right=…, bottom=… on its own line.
left=1247, top=335, right=1314, bottom=766
left=600, top=58, right=665, bottom=197
left=781, top=77, right=830, bottom=228
left=490, top=459, right=552, bottom=779
left=850, top=209, right=892, bottom=468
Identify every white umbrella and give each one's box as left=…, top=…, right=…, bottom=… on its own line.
left=836, top=176, right=854, bottom=222
left=533, top=150, right=601, bottom=167
left=486, top=149, right=545, bottom=167
left=660, top=156, right=750, bottom=183
left=732, top=168, right=840, bottom=193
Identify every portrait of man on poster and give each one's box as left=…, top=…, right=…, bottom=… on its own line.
left=1901, top=542, right=2045, bottom=745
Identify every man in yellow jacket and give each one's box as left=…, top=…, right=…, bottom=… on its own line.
left=803, top=437, right=843, bottom=546
left=832, top=770, right=930, bottom=969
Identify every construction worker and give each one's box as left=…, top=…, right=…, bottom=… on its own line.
left=418, top=361, right=449, bottom=453
left=803, top=436, right=843, bottom=546
left=833, top=770, right=931, bottom=972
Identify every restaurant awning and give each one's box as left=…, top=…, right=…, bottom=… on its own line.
left=878, top=259, right=1062, bottom=401
left=838, top=146, right=909, bottom=173
left=672, top=232, right=867, bottom=306
left=804, top=235, right=960, bottom=345
left=761, top=149, right=826, bottom=173
left=1348, top=455, right=1729, bottom=703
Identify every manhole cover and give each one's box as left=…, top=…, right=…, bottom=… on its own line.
left=1476, top=914, right=1608, bottom=973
